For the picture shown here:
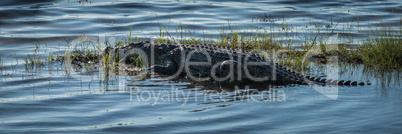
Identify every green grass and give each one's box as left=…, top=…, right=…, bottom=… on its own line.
left=53, top=14, right=401, bottom=74
left=24, top=53, right=45, bottom=73
left=358, top=31, right=401, bottom=70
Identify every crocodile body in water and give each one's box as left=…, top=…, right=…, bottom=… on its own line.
left=101, top=41, right=368, bottom=86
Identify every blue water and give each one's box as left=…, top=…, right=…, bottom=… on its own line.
left=0, top=0, right=401, bottom=133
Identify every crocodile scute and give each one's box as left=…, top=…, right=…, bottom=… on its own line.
left=101, top=41, right=370, bottom=86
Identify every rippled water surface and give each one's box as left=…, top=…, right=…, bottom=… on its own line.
left=0, top=0, right=401, bottom=133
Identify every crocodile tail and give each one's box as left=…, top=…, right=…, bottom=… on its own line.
left=281, top=67, right=370, bottom=86
left=303, top=73, right=370, bottom=86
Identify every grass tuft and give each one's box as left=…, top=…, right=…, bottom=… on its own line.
left=358, top=31, right=401, bottom=70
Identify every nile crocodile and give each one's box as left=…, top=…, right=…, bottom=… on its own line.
left=101, top=41, right=368, bottom=86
